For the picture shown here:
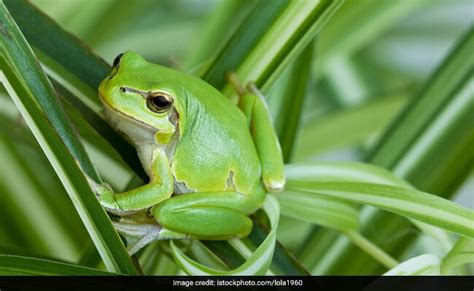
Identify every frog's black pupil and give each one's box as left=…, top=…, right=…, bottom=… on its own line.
left=113, top=53, right=124, bottom=67
left=152, top=95, right=170, bottom=108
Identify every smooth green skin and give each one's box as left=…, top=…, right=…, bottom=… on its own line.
left=96, top=51, right=285, bottom=244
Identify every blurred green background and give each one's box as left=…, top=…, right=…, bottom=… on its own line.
left=0, top=0, right=472, bottom=275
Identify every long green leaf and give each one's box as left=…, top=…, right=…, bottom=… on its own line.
left=201, top=0, right=289, bottom=88
left=183, top=0, right=256, bottom=70
left=0, top=3, right=136, bottom=274
left=0, top=255, right=114, bottom=275
left=273, top=42, right=313, bottom=162
left=287, top=180, right=474, bottom=238
left=295, top=93, right=407, bottom=158
left=222, top=0, right=344, bottom=97
left=278, top=190, right=358, bottom=231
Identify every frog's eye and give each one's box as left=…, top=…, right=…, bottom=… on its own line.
left=113, top=53, right=124, bottom=67
left=147, top=92, right=174, bottom=113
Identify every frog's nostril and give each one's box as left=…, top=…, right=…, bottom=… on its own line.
left=113, top=53, right=124, bottom=67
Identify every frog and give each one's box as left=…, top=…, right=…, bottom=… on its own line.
left=93, top=51, right=285, bottom=254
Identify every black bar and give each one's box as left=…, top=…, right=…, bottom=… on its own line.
left=0, top=276, right=472, bottom=291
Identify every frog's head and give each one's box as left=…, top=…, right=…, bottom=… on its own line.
left=99, top=51, right=180, bottom=144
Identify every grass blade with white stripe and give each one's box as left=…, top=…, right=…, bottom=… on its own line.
left=0, top=255, right=114, bottom=275
left=286, top=180, right=474, bottom=238
left=0, top=3, right=136, bottom=274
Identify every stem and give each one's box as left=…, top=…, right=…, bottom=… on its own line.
left=343, top=230, right=399, bottom=269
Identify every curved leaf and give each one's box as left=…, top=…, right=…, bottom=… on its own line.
left=383, top=254, right=441, bottom=275
left=441, top=237, right=474, bottom=275
left=287, top=180, right=474, bottom=238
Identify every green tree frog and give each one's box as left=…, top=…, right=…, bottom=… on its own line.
left=93, top=51, right=285, bottom=254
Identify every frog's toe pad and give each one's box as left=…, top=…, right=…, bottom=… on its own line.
left=263, top=178, right=285, bottom=193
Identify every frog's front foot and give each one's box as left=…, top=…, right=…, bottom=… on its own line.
left=94, top=183, right=121, bottom=210
left=85, top=175, right=121, bottom=211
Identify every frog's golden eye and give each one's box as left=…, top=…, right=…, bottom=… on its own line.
left=147, top=92, right=174, bottom=113
left=113, top=53, right=124, bottom=67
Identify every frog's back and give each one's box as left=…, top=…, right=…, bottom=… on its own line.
left=169, top=72, right=261, bottom=195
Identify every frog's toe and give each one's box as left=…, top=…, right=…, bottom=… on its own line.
left=263, top=177, right=285, bottom=193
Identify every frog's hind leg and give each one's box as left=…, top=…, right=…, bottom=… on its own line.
left=152, top=191, right=264, bottom=240
left=112, top=220, right=163, bottom=255
left=228, top=74, right=285, bottom=192
left=112, top=219, right=189, bottom=255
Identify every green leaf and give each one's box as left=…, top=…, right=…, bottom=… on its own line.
left=170, top=195, right=280, bottom=275
left=221, top=0, right=344, bottom=97
left=287, top=180, right=474, bottom=238
left=273, top=42, right=313, bottom=162
left=201, top=0, right=289, bottom=88
left=295, top=93, right=408, bottom=158
left=382, top=254, right=441, bottom=275
left=0, top=255, right=114, bottom=275
left=0, top=3, right=136, bottom=274
left=441, top=237, right=474, bottom=275
left=318, top=0, right=431, bottom=67
left=277, top=190, right=358, bottom=231
left=183, top=0, right=255, bottom=70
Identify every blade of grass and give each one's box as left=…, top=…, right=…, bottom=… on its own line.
left=245, top=218, right=311, bottom=275
left=277, top=190, right=358, bottom=231
left=286, top=180, right=474, bottom=238
left=183, top=0, right=256, bottom=70
left=200, top=0, right=289, bottom=89
left=0, top=3, right=136, bottom=274
left=317, top=0, right=430, bottom=71
left=0, top=255, right=114, bottom=275
left=273, top=42, right=313, bottom=162
left=295, top=92, right=408, bottom=158
left=222, top=0, right=344, bottom=98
